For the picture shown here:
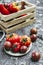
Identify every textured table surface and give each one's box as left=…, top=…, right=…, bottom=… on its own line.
left=0, top=0, right=43, bottom=65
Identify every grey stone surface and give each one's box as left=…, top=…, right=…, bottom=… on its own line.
left=0, top=0, right=43, bottom=65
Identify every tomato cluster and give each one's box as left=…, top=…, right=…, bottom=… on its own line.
left=4, top=28, right=41, bottom=62
left=0, top=1, right=27, bottom=15
left=4, top=33, right=31, bottom=53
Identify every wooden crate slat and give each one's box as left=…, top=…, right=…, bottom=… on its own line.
left=0, top=12, right=36, bottom=28
left=0, top=18, right=36, bottom=34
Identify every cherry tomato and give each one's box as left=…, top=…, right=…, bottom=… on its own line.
left=31, top=51, right=40, bottom=62
left=30, top=34, right=37, bottom=42
left=30, top=28, right=37, bottom=35
left=20, top=46, right=27, bottom=53
left=4, top=41, right=12, bottom=51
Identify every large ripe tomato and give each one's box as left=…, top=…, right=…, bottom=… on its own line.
left=8, top=4, right=19, bottom=13
left=6, top=33, right=21, bottom=45
left=6, top=33, right=16, bottom=43
left=12, top=42, right=21, bottom=53
left=12, top=35, right=21, bottom=43
left=20, top=35, right=31, bottom=47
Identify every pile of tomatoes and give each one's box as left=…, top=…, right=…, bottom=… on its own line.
left=3, top=28, right=41, bottom=62
left=4, top=33, right=31, bottom=53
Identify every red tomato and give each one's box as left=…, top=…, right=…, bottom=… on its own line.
left=20, top=35, right=31, bottom=47
left=20, top=45, right=27, bottom=53
left=31, top=51, right=40, bottom=61
left=8, top=4, right=19, bottom=13
left=0, top=4, right=10, bottom=15
left=21, top=14, right=27, bottom=17
left=6, top=33, right=21, bottom=45
left=14, top=35, right=21, bottom=43
left=12, top=42, right=21, bottom=53
left=4, top=41, right=12, bottom=50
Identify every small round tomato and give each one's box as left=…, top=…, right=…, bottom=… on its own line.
left=20, top=35, right=31, bottom=47
left=20, top=46, right=27, bottom=53
left=31, top=51, right=40, bottom=62
left=4, top=41, right=12, bottom=51
left=30, top=34, right=37, bottom=42
left=30, top=28, right=37, bottom=35
left=12, top=42, right=21, bottom=53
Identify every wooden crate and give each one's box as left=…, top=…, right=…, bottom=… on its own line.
left=0, top=1, right=36, bottom=34
left=0, top=1, right=36, bottom=21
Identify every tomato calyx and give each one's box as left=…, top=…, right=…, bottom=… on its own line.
left=13, top=44, right=17, bottom=48
left=21, top=38, right=27, bottom=43
left=20, top=35, right=31, bottom=47
left=9, top=34, right=13, bottom=38
left=15, top=3, right=19, bottom=6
